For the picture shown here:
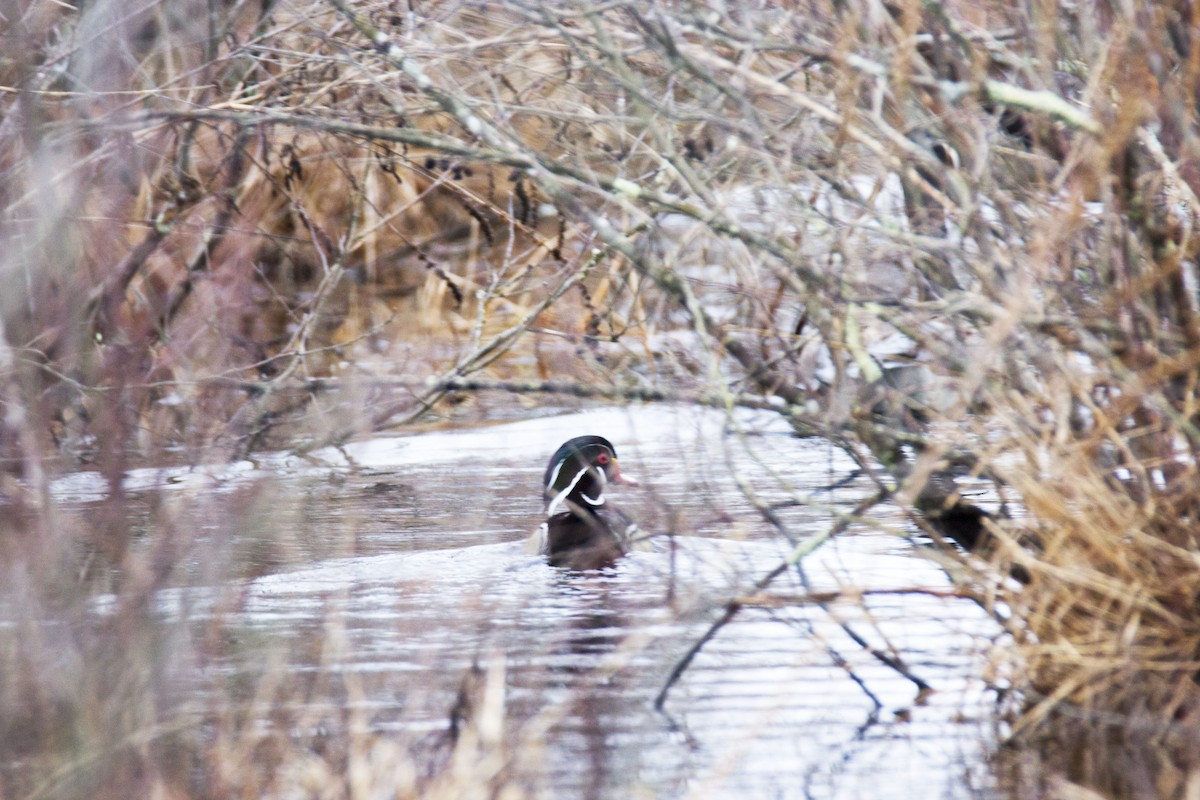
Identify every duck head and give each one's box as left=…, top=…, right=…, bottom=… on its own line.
left=543, top=435, right=636, bottom=517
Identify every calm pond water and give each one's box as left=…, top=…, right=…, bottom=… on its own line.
left=60, top=405, right=1003, bottom=798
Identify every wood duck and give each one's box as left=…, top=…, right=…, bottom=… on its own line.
left=530, top=435, right=638, bottom=570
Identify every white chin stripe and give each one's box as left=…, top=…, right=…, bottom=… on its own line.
left=546, top=464, right=605, bottom=515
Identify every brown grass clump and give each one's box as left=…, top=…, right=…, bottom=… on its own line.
left=986, top=331, right=1200, bottom=795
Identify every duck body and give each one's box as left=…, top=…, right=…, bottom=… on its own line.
left=534, top=435, right=637, bottom=570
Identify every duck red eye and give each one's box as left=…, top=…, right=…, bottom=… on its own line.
left=596, top=453, right=610, bottom=465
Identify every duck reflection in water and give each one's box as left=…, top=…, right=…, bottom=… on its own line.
left=549, top=580, right=636, bottom=800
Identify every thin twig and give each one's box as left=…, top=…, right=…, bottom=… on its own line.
left=655, top=489, right=890, bottom=710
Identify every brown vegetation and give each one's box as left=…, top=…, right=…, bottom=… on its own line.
left=4, top=0, right=1200, bottom=796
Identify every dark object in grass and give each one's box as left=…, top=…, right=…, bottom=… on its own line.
left=923, top=501, right=1031, bottom=584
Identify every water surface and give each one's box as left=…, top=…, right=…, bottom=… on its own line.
left=64, top=405, right=1002, bottom=798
